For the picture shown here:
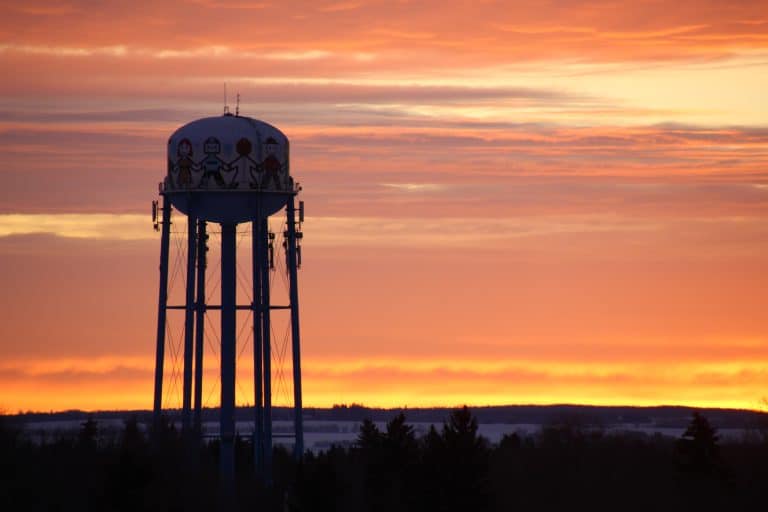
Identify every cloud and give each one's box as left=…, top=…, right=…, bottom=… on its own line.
left=0, top=108, right=194, bottom=123
left=9, top=2, right=78, bottom=16
left=0, top=44, right=129, bottom=57
left=189, top=0, right=268, bottom=9
left=0, top=365, right=151, bottom=384
left=317, top=2, right=363, bottom=13
left=264, top=50, right=333, bottom=61
left=380, top=183, right=448, bottom=192
left=0, top=214, right=155, bottom=240
left=2, top=118, right=768, bottom=222
left=2, top=352, right=768, bottom=411
left=2, top=213, right=767, bottom=254
left=301, top=362, right=768, bottom=395
left=2, top=0, right=767, bottom=64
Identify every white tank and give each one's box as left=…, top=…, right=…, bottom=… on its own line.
left=164, top=114, right=293, bottom=223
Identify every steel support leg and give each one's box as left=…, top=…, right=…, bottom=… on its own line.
left=220, top=223, right=237, bottom=488
left=260, top=217, right=273, bottom=484
left=286, top=197, right=304, bottom=459
left=182, top=214, right=197, bottom=433
left=252, top=220, right=265, bottom=477
left=152, top=197, right=171, bottom=432
left=193, top=220, right=207, bottom=435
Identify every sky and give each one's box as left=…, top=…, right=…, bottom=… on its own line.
left=1, top=0, right=767, bottom=413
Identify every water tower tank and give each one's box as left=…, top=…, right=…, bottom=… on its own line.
left=165, top=114, right=291, bottom=223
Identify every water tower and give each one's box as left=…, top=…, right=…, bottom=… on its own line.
left=151, top=112, right=304, bottom=484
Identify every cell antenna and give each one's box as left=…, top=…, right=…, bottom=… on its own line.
left=152, top=200, right=159, bottom=231
left=236, top=93, right=240, bottom=116
left=223, top=83, right=230, bottom=115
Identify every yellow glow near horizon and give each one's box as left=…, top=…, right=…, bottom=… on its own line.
left=2, top=351, right=766, bottom=413
left=3, top=389, right=764, bottom=414
left=0, top=214, right=664, bottom=245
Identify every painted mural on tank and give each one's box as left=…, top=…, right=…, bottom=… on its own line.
left=166, top=122, right=290, bottom=192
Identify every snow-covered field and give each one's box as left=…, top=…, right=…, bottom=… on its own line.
left=19, top=419, right=752, bottom=451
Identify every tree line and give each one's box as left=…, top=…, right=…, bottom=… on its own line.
left=1, top=407, right=767, bottom=511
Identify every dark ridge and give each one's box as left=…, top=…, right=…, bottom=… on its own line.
left=7, top=404, right=768, bottom=429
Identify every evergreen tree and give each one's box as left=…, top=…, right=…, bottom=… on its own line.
left=678, top=412, right=721, bottom=474
left=357, top=418, right=383, bottom=452
left=382, top=413, right=419, bottom=511
left=383, top=413, right=417, bottom=462
left=428, top=406, right=491, bottom=512
left=78, top=416, right=98, bottom=450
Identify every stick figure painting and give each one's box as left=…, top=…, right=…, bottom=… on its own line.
left=228, top=137, right=261, bottom=189
left=163, top=115, right=290, bottom=194
left=173, top=138, right=197, bottom=188
left=260, top=136, right=284, bottom=190
left=198, top=136, right=230, bottom=188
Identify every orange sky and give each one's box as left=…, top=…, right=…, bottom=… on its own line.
left=1, top=0, right=767, bottom=412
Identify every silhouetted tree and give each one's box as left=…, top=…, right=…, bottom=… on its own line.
left=78, top=416, right=98, bottom=449
left=489, top=432, right=523, bottom=510
left=296, top=448, right=340, bottom=512
left=380, top=413, right=419, bottom=510
left=357, top=418, right=383, bottom=452
left=0, top=413, right=20, bottom=453
left=104, top=417, right=153, bottom=512
left=385, top=413, right=416, bottom=450
left=423, top=406, right=490, bottom=512
left=121, top=416, right=144, bottom=452
left=355, top=414, right=420, bottom=511
left=419, top=423, right=444, bottom=508
left=498, top=432, right=521, bottom=452
left=678, top=412, right=720, bottom=475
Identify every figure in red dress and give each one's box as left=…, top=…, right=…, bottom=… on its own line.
left=260, top=137, right=283, bottom=190
left=172, top=138, right=197, bottom=188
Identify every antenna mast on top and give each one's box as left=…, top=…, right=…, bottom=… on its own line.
left=224, top=83, right=230, bottom=115
left=236, top=93, right=240, bottom=116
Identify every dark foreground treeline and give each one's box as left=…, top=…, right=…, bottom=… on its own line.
left=2, top=407, right=768, bottom=511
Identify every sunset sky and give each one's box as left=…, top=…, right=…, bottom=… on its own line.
left=1, top=0, right=767, bottom=413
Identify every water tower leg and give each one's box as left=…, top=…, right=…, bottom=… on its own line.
left=193, top=220, right=207, bottom=436
left=153, top=197, right=171, bottom=432
left=220, top=222, right=237, bottom=487
left=260, top=217, right=273, bottom=485
left=252, top=220, right=264, bottom=477
left=286, top=197, right=304, bottom=459
left=182, top=214, right=197, bottom=433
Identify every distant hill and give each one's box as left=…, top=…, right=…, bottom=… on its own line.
left=7, top=404, right=768, bottom=429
